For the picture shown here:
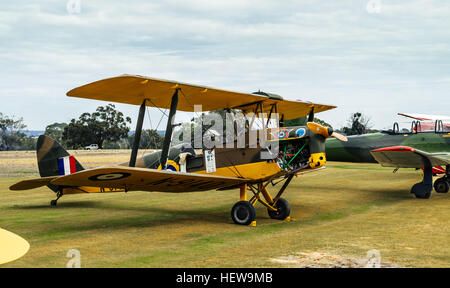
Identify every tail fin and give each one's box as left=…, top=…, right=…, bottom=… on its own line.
left=36, top=135, right=84, bottom=191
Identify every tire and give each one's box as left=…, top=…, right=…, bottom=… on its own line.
left=415, top=191, right=431, bottom=199
left=434, top=178, right=449, bottom=193
left=268, top=198, right=291, bottom=220
left=411, top=183, right=432, bottom=199
left=231, top=201, right=256, bottom=225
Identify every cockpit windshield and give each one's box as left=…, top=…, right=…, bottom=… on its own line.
left=382, top=120, right=450, bottom=134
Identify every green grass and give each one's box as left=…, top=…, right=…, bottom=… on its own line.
left=8, top=171, right=36, bottom=174
left=0, top=161, right=449, bottom=267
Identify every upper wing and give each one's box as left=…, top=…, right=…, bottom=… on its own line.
left=15, top=166, right=248, bottom=193
left=66, top=74, right=335, bottom=120
left=370, top=146, right=450, bottom=168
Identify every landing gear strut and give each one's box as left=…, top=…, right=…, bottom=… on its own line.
left=231, top=175, right=293, bottom=225
left=411, top=159, right=433, bottom=199
left=50, top=190, right=63, bottom=207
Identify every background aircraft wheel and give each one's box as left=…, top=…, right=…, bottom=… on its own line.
left=268, top=198, right=291, bottom=220
left=231, top=201, right=256, bottom=225
left=434, top=178, right=449, bottom=193
left=50, top=200, right=57, bottom=207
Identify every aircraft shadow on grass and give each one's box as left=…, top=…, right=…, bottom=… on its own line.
left=6, top=186, right=420, bottom=234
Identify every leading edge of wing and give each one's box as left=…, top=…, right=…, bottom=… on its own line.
left=66, top=74, right=336, bottom=120
left=50, top=166, right=248, bottom=192
left=370, top=146, right=450, bottom=168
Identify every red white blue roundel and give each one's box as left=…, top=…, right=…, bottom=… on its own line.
left=158, top=160, right=180, bottom=172
left=296, top=128, right=306, bottom=138
left=165, top=164, right=178, bottom=171
left=278, top=129, right=289, bottom=139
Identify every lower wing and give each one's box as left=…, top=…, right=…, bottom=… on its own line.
left=10, top=166, right=247, bottom=193
left=370, top=146, right=450, bottom=168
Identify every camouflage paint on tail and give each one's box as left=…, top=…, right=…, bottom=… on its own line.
left=36, top=135, right=84, bottom=192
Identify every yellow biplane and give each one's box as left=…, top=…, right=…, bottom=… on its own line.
left=10, top=75, right=345, bottom=225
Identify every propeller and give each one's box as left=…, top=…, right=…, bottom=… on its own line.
left=307, top=122, right=348, bottom=142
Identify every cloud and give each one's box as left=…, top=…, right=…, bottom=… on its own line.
left=0, top=0, right=449, bottom=130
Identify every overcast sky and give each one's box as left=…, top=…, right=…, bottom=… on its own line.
left=1, top=0, right=449, bottom=130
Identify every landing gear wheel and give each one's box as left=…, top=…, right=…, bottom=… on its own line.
left=414, top=192, right=431, bottom=199
left=434, top=178, right=449, bottom=193
left=268, top=198, right=291, bottom=220
left=231, top=201, right=256, bottom=225
left=50, top=190, right=63, bottom=207
left=411, top=183, right=432, bottom=199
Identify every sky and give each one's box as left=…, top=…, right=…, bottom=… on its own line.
left=0, top=0, right=449, bottom=131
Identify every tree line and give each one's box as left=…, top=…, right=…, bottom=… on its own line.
left=45, top=104, right=165, bottom=150
left=0, top=104, right=165, bottom=151
left=0, top=104, right=375, bottom=151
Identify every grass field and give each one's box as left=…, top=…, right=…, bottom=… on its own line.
left=0, top=151, right=449, bottom=267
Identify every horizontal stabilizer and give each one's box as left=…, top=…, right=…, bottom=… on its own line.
left=9, top=176, right=59, bottom=191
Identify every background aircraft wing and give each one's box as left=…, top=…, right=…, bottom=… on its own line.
left=398, top=113, right=450, bottom=121
left=48, top=166, right=247, bottom=193
left=67, top=74, right=335, bottom=120
left=370, top=146, right=450, bottom=168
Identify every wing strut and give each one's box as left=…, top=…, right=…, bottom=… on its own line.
left=129, top=99, right=147, bottom=167
left=308, top=106, right=315, bottom=122
left=160, top=88, right=179, bottom=169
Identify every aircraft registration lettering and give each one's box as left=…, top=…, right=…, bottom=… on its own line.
left=100, top=187, right=126, bottom=193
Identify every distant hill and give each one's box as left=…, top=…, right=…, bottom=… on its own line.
left=19, top=130, right=165, bottom=139
left=19, top=130, right=165, bottom=138
left=20, top=130, right=44, bottom=137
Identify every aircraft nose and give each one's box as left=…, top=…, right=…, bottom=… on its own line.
left=307, top=122, right=348, bottom=142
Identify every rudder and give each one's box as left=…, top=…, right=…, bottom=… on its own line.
left=36, top=135, right=84, bottom=191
